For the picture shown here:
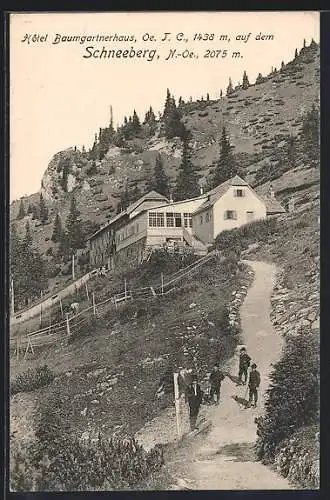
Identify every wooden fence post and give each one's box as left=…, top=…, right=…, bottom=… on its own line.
left=59, top=298, right=64, bottom=317
left=92, top=292, right=96, bottom=316
left=173, top=372, right=183, bottom=441
left=124, top=279, right=127, bottom=301
left=161, top=273, right=164, bottom=295
left=39, top=304, right=43, bottom=327
left=66, top=313, right=71, bottom=338
left=85, top=282, right=89, bottom=301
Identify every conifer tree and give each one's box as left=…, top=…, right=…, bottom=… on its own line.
left=27, top=203, right=34, bottom=215
left=65, top=196, right=84, bottom=251
left=256, top=73, right=265, bottom=85
left=295, top=48, right=298, bottom=58
left=206, top=93, right=210, bottom=101
left=132, top=110, right=142, bottom=135
left=220, top=89, right=223, bottom=98
left=281, top=61, right=285, bottom=71
left=242, top=71, right=250, bottom=90
left=301, top=104, right=319, bottom=168
left=174, top=128, right=200, bottom=201
left=148, top=154, right=170, bottom=197
left=51, top=213, right=63, bottom=243
left=208, top=127, right=239, bottom=188
left=226, top=77, right=234, bottom=96
left=24, top=220, right=33, bottom=247
left=17, top=199, right=26, bottom=219
left=39, top=193, right=49, bottom=224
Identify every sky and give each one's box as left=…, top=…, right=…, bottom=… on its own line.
left=10, top=11, right=320, bottom=201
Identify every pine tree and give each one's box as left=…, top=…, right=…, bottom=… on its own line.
left=220, top=90, right=223, bottom=98
left=295, top=48, right=298, bottom=58
left=132, top=110, right=142, bottom=135
left=206, top=93, right=210, bottom=101
left=24, top=220, right=33, bottom=247
left=51, top=213, right=63, bottom=243
left=174, top=128, right=200, bottom=201
left=226, top=77, right=234, bottom=96
left=256, top=73, right=265, bottom=85
left=39, top=193, right=49, bottom=224
left=303, top=38, right=306, bottom=48
left=208, top=127, right=238, bottom=188
left=148, top=154, right=170, bottom=197
left=17, top=199, right=26, bottom=219
left=10, top=223, right=48, bottom=308
left=242, top=71, right=250, bottom=90
left=65, top=196, right=84, bottom=251
left=82, top=145, right=86, bottom=154
left=27, top=203, right=34, bottom=215
left=301, top=104, right=319, bottom=168
left=281, top=61, right=285, bottom=71
left=116, top=184, right=131, bottom=213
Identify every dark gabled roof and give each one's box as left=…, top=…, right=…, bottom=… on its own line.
left=88, top=190, right=168, bottom=241
left=192, top=175, right=250, bottom=215
left=127, top=190, right=169, bottom=215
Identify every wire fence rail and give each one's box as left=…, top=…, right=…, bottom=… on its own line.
left=10, top=250, right=219, bottom=359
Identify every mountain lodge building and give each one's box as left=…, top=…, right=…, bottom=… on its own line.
left=88, top=175, right=285, bottom=268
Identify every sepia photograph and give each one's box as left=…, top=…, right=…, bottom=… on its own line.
left=9, top=11, right=320, bottom=491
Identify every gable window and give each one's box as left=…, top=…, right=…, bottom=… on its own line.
left=149, top=212, right=164, bottom=227
left=234, top=189, right=244, bottom=197
left=183, top=213, right=192, bottom=228
left=224, top=210, right=237, bottom=220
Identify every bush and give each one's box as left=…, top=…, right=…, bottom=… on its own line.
left=11, top=365, right=55, bottom=396
left=10, top=397, right=164, bottom=491
left=256, top=332, right=319, bottom=463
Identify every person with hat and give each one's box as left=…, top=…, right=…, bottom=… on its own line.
left=247, top=363, right=261, bottom=408
left=185, top=374, right=203, bottom=431
left=238, top=347, right=251, bottom=385
left=209, top=364, right=225, bottom=405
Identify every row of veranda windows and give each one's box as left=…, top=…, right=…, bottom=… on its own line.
left=148, top=212, right=193, bottom=228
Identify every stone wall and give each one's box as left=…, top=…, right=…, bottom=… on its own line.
left=268, top=266, right=319, bottom=489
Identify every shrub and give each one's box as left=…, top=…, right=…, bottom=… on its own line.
left=256, top=332, right=319, bottom=463
left=10, top=397, right=164, bottom=491
left=11, top=365, right=55, bottom=396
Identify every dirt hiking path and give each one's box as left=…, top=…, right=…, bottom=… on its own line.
left=139, top=260, right=293, bottom=490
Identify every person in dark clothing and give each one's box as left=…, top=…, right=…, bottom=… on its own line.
left=209, top=365, right=225, bottom=404
left=186, top=376, right=203, bottom=431
left=238, top=347, right=251, bottom=385
left=247, top=363, right=261, bottom=408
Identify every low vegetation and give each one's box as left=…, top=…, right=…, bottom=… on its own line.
left=11, top=365, right=55, bottom=396
left=11, top=398, right=164, bottom=491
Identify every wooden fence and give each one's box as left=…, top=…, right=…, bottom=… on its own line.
left=10, top=250, right=219, bottom=360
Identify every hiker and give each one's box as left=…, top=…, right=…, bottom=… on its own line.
left=238, top=347, right=251, bottom=385
left=209, top=364, right=225, bottom=405
left=247, top=363, right=261, bottom=408
left=186, top=375, right=203, bottom=431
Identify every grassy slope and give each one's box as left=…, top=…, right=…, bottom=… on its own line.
left=11, top=253, right=249, bottom=443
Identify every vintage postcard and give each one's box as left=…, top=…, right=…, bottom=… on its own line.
left=9, top=11, right=320, bottom=491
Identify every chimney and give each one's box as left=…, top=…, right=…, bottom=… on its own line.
left=200, top=186, right=204, bottom=195
left=269, top=184, right=275, bottom=199
left=169, top=192, right=173, bottom=203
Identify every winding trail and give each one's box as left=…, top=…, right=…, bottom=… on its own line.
left=162, top=260, right=292, bottom=490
